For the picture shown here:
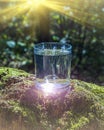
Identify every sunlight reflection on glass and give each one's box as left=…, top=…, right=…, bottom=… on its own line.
left=40, top=81, right=55, bottom=94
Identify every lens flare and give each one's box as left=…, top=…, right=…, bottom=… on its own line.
left=29, top=0, right=45, bottom=6
left=27, top=0, right=46, bottom=9
left=41, top=82, right=55, bottom=94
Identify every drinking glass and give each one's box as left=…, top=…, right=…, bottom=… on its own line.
left=34, top=42, right=72, bottom=93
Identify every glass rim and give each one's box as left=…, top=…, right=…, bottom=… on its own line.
left=34, top=42, right=72, bottom=50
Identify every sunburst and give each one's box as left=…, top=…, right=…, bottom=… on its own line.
left=0, top=0, right=103, bottom=30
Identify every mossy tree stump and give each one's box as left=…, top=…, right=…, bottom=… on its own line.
left=0, top=67, right=104, bottom=130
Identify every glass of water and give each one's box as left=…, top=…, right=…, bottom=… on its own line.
left=34, top=42, right=72, bottom=94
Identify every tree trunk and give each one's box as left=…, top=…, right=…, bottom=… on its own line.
left=36, top=6, right=50, bottom=42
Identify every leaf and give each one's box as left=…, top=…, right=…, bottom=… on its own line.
left=17, top=42, right=26, bottom=47
left=6, top=41, right=16, bottom=48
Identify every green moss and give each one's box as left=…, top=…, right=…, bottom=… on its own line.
left=0, top=67, right=28, bottom=77
left=58, top=111, right=91, bottom=130
left=7, top=100, right=28, bottom=117
left=0, top=67, right=29, bottom=84
left=70, top=116, right=89, bottom=130
left=74, top=80, right=104, bottom=107
left=0, top=67, right=30, bottom=91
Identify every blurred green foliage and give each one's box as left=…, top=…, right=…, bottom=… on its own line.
left=0, top=2, right=104, bottom=85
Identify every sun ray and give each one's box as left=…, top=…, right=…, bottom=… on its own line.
left=0, top=0, right=103, bottom=31
left=42, top=0, right=104, bottom=28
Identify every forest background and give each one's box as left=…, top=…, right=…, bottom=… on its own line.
left=0, top=0, right=104, bottom=85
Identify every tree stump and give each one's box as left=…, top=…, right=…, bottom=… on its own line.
left=0, top=67, right=104, bottom=130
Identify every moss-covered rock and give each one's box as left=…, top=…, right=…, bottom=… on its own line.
left=0, top=67, right=104, bottom=130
